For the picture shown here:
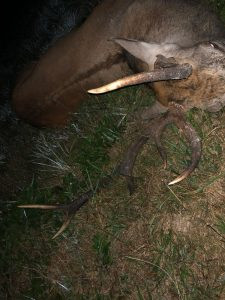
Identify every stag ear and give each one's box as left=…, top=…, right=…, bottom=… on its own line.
left=113, top=38, right=180, bottom=65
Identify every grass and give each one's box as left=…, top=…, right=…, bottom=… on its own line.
left=2, top=84, right=225, bottom=299
left=209, top=0, right=225, bottom=19
left=2, top=0, right=225, bottom=299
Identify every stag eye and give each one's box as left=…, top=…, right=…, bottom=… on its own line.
left=209, top=41, right=225, bottom=52
left=210, top=42, right=219, bottom=49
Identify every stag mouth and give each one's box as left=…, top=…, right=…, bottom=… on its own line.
left=18, top=55, right=202, bottom=239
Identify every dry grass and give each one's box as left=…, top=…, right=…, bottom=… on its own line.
left=1, top=85, right=225, bottom=299
left=44, top=106, right=225, bottom=299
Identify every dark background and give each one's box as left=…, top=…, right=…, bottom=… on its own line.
left=1, top=1, right=44, bottom=46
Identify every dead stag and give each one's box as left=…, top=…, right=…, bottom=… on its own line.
left=19, top=56, right=201, bottom=238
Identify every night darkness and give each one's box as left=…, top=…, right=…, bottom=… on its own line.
left=0, top=0, right=102, bottom=207
left=1, top=1, right=44, bottom=47
left=0, top=0, right=100, bottom=83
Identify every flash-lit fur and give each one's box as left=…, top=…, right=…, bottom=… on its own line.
left=154, top=68, right=225, bottom=111
left=144, top=42, right=225, bottom=112
left=12, top=0, right=225, bottom=127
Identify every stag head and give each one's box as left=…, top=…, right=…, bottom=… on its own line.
left=88, top=38, right=225, bottom=192
left=99, top=38, right=225, bottom=112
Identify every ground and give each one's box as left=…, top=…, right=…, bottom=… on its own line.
left=1, top=86, right=225, bottom=299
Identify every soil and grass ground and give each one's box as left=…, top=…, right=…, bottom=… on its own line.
left=1, top=1, right=225, bottom=299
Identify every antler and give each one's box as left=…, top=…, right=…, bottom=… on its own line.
left=118, top=102, right=201, bottom=193
left=18, top=191, right=93, bottom=239
left=88, top=59, right=192, bottom=94
left=18, top=173, right=117, bottom=239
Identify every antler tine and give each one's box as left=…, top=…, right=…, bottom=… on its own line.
left=164, top=103, right=202, bottom=185
left=52, top=215, right=73, bottom=239
left=168, top=116, right=201, bottom=185
left=118, top=135, right=149, bottom=194
left=18, top=172, right=119, bottom=238
left=18, top=190, right=94, bottom=238
left=88, top=64, right=192, bottom=94
left=18, top=203, right=72, bottom=239
left=118, top=102, right=201, bottom=190
left=18, top=204, right=60, bottom=209
left=144, top=102, right=201, bottom=185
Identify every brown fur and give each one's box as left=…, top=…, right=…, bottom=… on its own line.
left=12, top=0, right=225, bottom=127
